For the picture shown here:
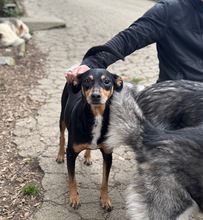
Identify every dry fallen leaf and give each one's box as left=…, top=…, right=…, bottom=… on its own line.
left=0, top=42, right=45, bottom=219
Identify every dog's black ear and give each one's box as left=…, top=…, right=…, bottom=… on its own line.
left=112, top=74, right=123, bottom=92
left=72, top=74, right=82, bottom=94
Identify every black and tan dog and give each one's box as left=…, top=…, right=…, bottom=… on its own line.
left=106, top=83, right=203, bottom=220
left=56, top=46, right=127, bottom=211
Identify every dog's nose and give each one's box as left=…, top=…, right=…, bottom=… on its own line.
left=91, top=92, right=101, bottom=100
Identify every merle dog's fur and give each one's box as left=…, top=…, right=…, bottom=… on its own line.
left=135, top=80, right=203, bottom=130
left=106, top=82, right=203, bottom=220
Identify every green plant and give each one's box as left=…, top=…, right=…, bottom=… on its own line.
left=0, top=0, right=24, bottom=17
left=131, top=77, right=143, bottom=83
left=3, top=7, right=22, bottom=17
left=22, top=183, right=39, bottom=196
left=0, top=0, right=6, bottom=15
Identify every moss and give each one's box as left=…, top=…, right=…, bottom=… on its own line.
left=22, top=183, right=40, bottom=196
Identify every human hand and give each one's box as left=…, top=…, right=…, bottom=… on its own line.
left=65, top=65, right=90, bottom=83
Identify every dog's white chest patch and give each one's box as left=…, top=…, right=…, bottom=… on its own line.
left=90, top=115, right=103, bottom=149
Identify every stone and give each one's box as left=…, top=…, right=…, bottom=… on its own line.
left=0, top=56, right=15, bottom=66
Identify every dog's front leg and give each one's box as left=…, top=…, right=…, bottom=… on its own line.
left=67, top=146, right=80, bottom=209
left=100, top=148, right=113, bottom=211
left=56, top=119, right=66, bottom=163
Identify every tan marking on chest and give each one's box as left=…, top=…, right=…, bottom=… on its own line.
left=91, top=105, right=105, bottom=116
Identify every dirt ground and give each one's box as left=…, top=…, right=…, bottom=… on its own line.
left=0, top=42, right=46, bottom=220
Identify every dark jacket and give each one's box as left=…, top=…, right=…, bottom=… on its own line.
left=82, top=0, right=203, bottom=82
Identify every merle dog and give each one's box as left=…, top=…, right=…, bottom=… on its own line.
left=106, top=82, right=203, bottom=220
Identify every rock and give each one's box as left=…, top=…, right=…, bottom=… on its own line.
left=0, top=56, right=15, bottom=66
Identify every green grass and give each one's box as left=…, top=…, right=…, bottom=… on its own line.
left=120, top=72, right=126, bottom=76
left=131, top=77, right=143, bottom=83
left=22, top=183, right=39, bottom=196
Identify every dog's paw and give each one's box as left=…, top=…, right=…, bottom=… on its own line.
left=100, top=198, right=113, bottom=212
left=56, top=155, right=64, bottom=163
left=83, top=157, right=92, bottom=166
left=69, top=195, right=81, bottom=209
left=84, top=151, right=92, bottom=166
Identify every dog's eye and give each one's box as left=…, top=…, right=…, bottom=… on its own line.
left=84, top=78, right=90, bottom=84
left=104, top=79, right=110, bottom=85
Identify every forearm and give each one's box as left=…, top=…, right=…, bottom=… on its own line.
left=82, top=0, right=168, bottom=69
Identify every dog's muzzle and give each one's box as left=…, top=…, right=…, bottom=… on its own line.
left=91, top=92, right=102, bottom=105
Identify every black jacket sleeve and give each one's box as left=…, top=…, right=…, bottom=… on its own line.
left=81, top=0, right=169, bottom=69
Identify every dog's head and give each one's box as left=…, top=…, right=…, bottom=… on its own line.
left=9, top=19, right=32, bottom=41
left=17, top=21, right=32, bottom=40
left=0, top=23, right=24, bottom=48
left=72, top=69, right=123, bottom=106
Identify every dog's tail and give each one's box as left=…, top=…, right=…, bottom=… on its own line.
left=83, top=45, right=125, bottom=61
left=106, top=86, right=145, bottom=149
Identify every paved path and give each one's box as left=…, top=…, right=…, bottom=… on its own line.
left=15, top=0, right=158, bottom=219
